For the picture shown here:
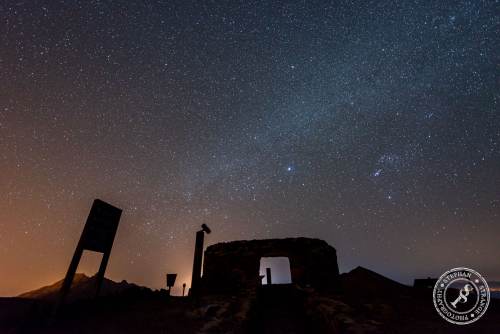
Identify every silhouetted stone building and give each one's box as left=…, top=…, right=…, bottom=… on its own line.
left=201, top=237, right=340, bottom=294
left=413, top=277, right=437, bottom=289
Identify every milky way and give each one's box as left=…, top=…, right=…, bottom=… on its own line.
left=0, top=0, right=499, bottom=295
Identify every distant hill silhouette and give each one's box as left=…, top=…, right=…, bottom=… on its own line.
left=340, top=266, right=412, bottom=300
left=18, top=273, right=147, bottom=302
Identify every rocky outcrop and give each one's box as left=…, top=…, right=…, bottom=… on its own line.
left=201, top=238, right=340, bottom=294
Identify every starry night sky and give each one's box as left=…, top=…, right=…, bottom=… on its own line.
left=1, top=0, right=499, bottom=296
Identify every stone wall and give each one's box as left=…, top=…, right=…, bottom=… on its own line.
left=201, top=238, right=339, bottom=294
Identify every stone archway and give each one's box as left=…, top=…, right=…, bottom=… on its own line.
left=201, top=237, right=340, bottom=294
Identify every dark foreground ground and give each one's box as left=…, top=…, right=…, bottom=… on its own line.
left=1, top=269, right=498, bottom=334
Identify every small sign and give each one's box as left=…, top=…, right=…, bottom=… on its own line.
left=166, top=274, right=177, bottom=288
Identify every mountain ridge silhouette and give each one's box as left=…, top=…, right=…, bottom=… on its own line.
left=18, top=273, right=147, bottom=302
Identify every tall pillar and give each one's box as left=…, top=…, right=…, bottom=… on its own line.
left=190, top=230, right=204, bottom=296
left=190, top=224, right=211, bottom=297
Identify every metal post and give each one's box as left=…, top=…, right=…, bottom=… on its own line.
left=190, top=230, right=204, bottom=296
left=190, top=224, right=211, bottom=297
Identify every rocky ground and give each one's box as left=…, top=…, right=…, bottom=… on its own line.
left=1, top=269, right=498, bottom=333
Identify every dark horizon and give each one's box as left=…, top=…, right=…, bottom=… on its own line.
left=6, top=247, right=500, bottom=298
left=1, top=0, right=499, bottom=297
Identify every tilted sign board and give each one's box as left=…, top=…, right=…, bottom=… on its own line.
left=57, top=199, right=122, bottom=308
left=80, top=200, right=122, bottom=253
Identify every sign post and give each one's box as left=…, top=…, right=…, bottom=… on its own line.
left=57, top=199, right=122, bottom=308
